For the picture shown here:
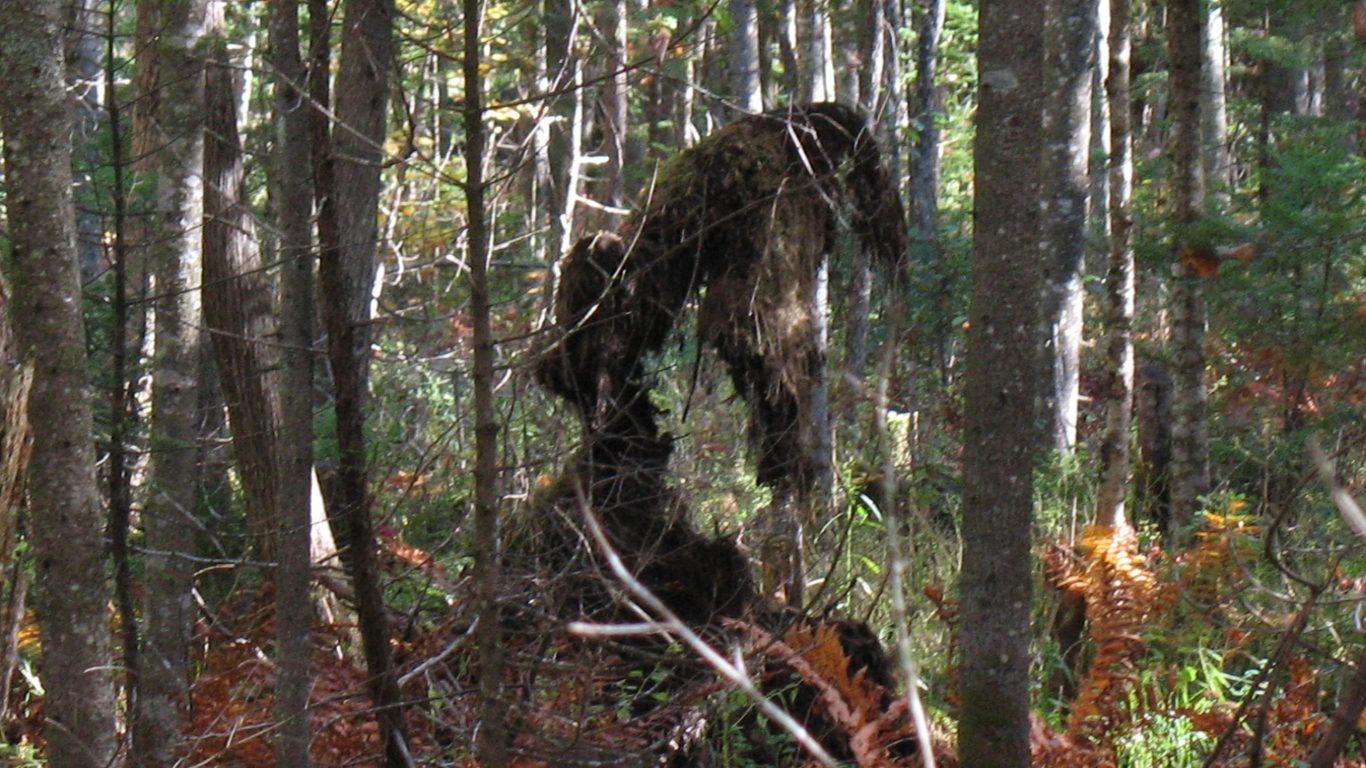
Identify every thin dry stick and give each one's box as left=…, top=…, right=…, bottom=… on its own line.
left=567, top=485, right=840, bottom=768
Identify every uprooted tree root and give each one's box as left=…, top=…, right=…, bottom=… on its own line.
left=495, top=103, right=944, bottom=764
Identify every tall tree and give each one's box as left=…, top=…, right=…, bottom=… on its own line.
left=1201, top=0, right=1230, bottom=195
left=0, top=2, right=120, bottom=766
left=909, top=0, right=947, bottom=380
left=318, top=0, right=412, bottom=761
left=269, top=0, right=319, bottom=760
left=1039, top=0, right=1099, bottom=451
left=464, top=0, right=508, bottom=761
left=134, top=0, right=212, bottom=762
left=731, top=0, right=763, bottom=112
left=1165, top=0, right=1209, bottom=533
left=1095, top=0, right=1135, bottom=528
left=958, top=0, right=1043, bottom=765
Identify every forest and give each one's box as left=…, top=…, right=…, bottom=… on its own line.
left=0, top=0, right=1363, bottom=765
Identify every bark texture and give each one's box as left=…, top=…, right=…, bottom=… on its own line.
left=1095, top=0, right=1136, bottom=529
left=269, top=0, right=319, bottom=760
left=1166, top=0, right=1210, bottom=533
left=320, top=0, right=412, bottom=761
left=958, top=1, right=1043, bottom=765
left=0, top=2, right=120, bottom=765
left=134, top=0, right=213, bottom=762
left=1039, top=0, right=1098, bottom=452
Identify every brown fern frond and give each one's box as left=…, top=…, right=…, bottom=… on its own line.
left=1064, top=524, right=1159, bottom=748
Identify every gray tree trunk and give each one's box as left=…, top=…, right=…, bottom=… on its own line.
left=1166, top=0, right=1209, bottom=534
left=133, top=0, right=212, bottom=762
left=804, top=0, right=834, bottom=102
left=1095, top=0, right=1135, bottom=529
left=958, top=0, right=1043, bottom=765
left=320, top=0, right=412, bottom=762
left=778, top=0, right=801, bottom=96
left=910, top=0, right=946, bottom=379
left=0, top=7, right=120, bottom=765
left=1039, top=0, right=1098, bottom=452
left=732, top=0, right=763, bottom=112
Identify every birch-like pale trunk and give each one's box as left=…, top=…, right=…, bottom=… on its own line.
left=1095, top=0, right=1135, bottom=529
left=1039, top=0, right=1098, bottom=453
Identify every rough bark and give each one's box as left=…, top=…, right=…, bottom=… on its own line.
left=0, top=278, right=31, bottom=736
left=320, top=0, right=411, bottom=761
left=133, top=0, right=213, bottom=763
left=204, top=39, right=284, bottom=563
left=1165, top=0, right=1209, bottom=534
left=958, top=0, right=1043, bottom=764
left=1095, top=0, right=1135, bottom=529
left=1039, top=0, right=1098, bottom=452
left=0, top=2, right=120, bottom=765
left=269, top=0, right=319, bottom=760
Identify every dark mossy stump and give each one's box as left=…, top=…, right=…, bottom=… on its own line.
left=506, top=103, right=938, bottom=766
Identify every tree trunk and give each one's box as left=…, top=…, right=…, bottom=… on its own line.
left=270, top=0, right=320, bottom=759
left=1165, top=0, right=1209, bottom=534
left=0, top=2, right=120, bottom=765
left=464, top=2, right=509, bottom=759
left=856, top=0, right=885, bottom=117
left=910, top=0, right=946, bottom=381
left=64, top=0, right=105, bottom=284
left=1095, top=0, right=1135, bottom=529
left=204, top=41, right=284, bottom=562
left=804, top=0, right=834, bottom=101
left=1039, top=0, right=1098, bottom=453
left=599, top=0, right=628, bottom=220
left=1201, top=0, right=1230, bottom=196
left=778, top=0, right=801, bottom=96
left=134, top=0, right=213, bottom=763
left=732, top=0, right=763, bottom=112
left=958, top=0, right=1043, bottom=765
left=320, top=0, right=412, bottom=762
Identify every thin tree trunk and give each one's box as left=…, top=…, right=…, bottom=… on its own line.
left=1039, top=0, right=1097, bottom=453
left=959, top=0, right=1043, bottom=764
left=464, top=0, right=508, bottom=758
left=1095, top=0, right=1135, bottom=529
left=0, top=239, right=33, bottom=739
left=857, top=0, right=885, bottom=116
left=1166, top=0, right=1209, bottom=534
left=0, top=2, right=120, bottom=765
left=778, top=0, right=801, bottom=95
left=103, top=0, right=141, bottom=723
left=320, top=0, right=411, bottom=762
left=804, top=0, right=834, bottom=101
left=271, top=0, right=321, bottom=758
left=1201, top=0, right=1230, bottom=196
left=910, top=0, right=946, bottom=381
left=732, top=0, right=763, bottom=112
left=64, top=0, right=105, bottom=284
left=600, top=0, right=628, bottom=218
left=134, top=0, right=213, bottom=763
